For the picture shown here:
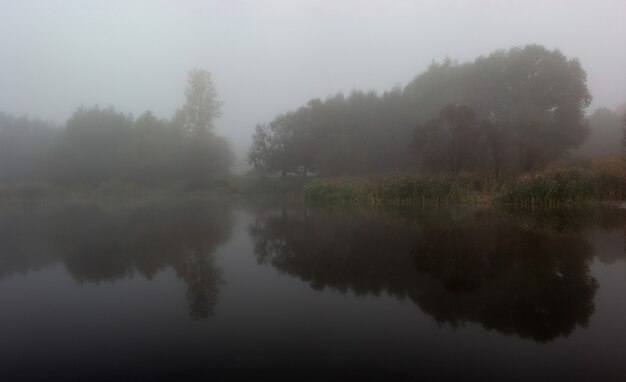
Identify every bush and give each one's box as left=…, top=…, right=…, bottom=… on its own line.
left=495, top=156, right=626, bottom=205
left=304, top=174, right=480, bottom=205
left=304, top=178, right=370, bottom=204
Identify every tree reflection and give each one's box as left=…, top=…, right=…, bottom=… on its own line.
left=249, top=206, right=626, bottom=342
left=412, top=210, right=597, bottom=342
left=175, top=249, right=223, bottom=319
left=0, top=201, right=233, bottom=319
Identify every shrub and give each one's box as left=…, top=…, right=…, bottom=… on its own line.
left=304, top=174, right=480, bottom=205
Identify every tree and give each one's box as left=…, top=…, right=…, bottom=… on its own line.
left=124, top=111, right=181, bottom=185
left=51, top=106, right=133, bottom=185
left=249, top=45, right=591, bottom=179
left=178, top=68, right=222, bottom=137
left=573, top=107, right=624, bottom=157
left=248, top=91, right=417, bottom=178
left=0, top=113, right=57, bottom=183
left=405, top=44, right=592, bottom=176
left=247, top=112, right=309, bottom=179
left=172, top=68, right=232, bottom=188
left=248, top=101, right=325, bottom=179
left=413, top=104, right=484, bottom=173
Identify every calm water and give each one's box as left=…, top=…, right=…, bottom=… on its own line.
left=0, top=200, right=625, bottom=381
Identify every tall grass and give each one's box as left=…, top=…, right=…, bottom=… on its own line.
left=305, top=156, right=626, bottom=206
left=494, top=169, right=598, bottom=206
left=304, top=173, right=486, bottom=205
left=495, top=156, right=626, bottom=206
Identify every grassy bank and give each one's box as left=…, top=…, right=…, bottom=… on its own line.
left=0, top=181, right=235, bottom=203
left=494, top=157, right=626, bottom=206
left=304, top=157, right=626, bottom=206
left=2, top=156, right=624, bottom=207
left=304, top=173, right=493, bottom=205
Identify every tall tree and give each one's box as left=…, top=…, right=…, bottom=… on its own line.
left=178, top=68, right=222, bottom=137
left=173, top=68, right=232, bottom=187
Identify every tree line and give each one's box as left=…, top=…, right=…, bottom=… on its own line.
left=249, top=44, right=625, bottom=180
left=0, top=68, right=232, bottom=188
left=1, top=45, right=625, bottom=189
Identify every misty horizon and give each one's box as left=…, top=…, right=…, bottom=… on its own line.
left=2, top=0, right=625, bottom=169
left=2, top=2, right=626, bottom=380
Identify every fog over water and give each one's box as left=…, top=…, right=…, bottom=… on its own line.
left=1, top=0, right=625, bottom=169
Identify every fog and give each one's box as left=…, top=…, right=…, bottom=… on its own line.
left=2, top=3, right=626, bottom=379
left=1, top=0, right=625, bottom=169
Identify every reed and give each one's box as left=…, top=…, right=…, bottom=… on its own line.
left=304, top=173, right=483, bottom=205
left=495, top=156, right=626, bottom=206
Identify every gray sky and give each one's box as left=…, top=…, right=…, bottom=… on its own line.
left=1, top=0, right=625, bottom=164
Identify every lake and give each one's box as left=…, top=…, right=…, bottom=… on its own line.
left=0, top=200, right=625, bottom=381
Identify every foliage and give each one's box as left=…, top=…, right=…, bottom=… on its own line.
left=305, top=155, right=626, bottom=207
left=177, top=68, right=222, bottom=136
left=0, top=113, right=58, bottom=183
left=233, top=171, right=305, bottom=196
left=304, top=178, right=371, bottom=204
left=250, top=45, right=592, bottom=180
left=494, top=169, right=598, bottom=206
left=495, top=156, right=626, bottom=205
left=572, top=107, right=624, bottom=157
left=413, top=104, right=485, bottom=173
left=407, top=45, right=592, bottom=177
left=590, top=156, right=626, bottom=200
left=304, top=174, right=483, bottom=205
left=51, top=106, right=133, bottom=185
left=0, top=68, right=233, bottom=191
left=122, top=111, right=181, bottom=185
left=248, top=90, right=416, bottom=177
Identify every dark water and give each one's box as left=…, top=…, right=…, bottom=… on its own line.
left=0, top=200, right=625, bottom=381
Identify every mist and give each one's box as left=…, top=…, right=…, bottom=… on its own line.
left=2, top=0, right=625, bottom=171
left=3, top=2, right=626, bottom=380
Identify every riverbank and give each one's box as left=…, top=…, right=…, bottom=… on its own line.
left=303, top=157, right=626, bottom=206
left=1, top=157, right=624, bottom=206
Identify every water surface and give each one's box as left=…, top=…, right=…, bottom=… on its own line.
left=0, top=200, right=625, bottom=380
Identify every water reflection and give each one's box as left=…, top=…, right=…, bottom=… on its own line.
left=249, top=206, right=626, bottom=342
left=0, top=201, right=233, bottom=319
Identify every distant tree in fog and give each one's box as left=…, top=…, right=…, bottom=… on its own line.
left=572, top=107, right=624, bottom=157
left=0, top=113, right=57, bottom=183
left=413, top=104, right=484, bottom=173
left=250, top=44, right=591, bottom=179
left=175, top=68, right=222, bottom=137
left=405, top=44, right=592, bottom=176
left=248, top=90, right=416, bottom=177
left=44, top=68, right=232, bottom=188
left=50, top=106, right=133, bottom=185
left=248, top=100, right=325, bottom=179
left=123, top=111, right=181, bottom=185
left=173, top=68, right=232, bottom=188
